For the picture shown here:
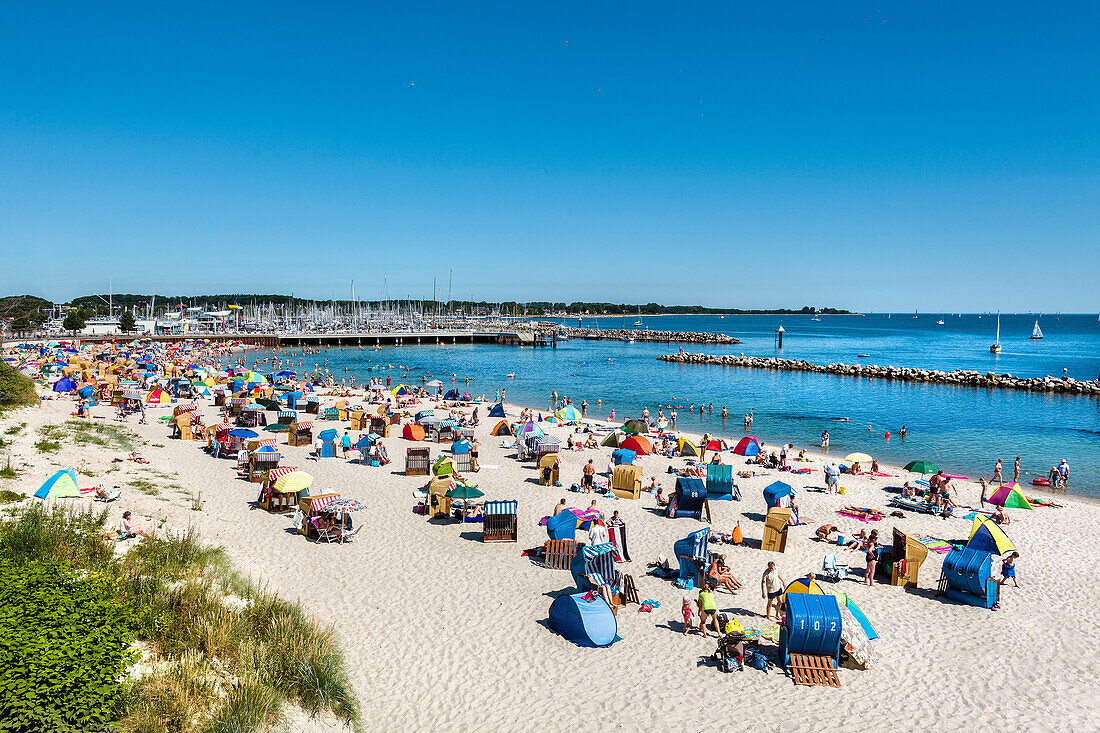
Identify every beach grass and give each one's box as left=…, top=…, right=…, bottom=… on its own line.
left=0, top=489, right=24, bottom=503
left=0, top=504, right=362, bottom=732
left=0, top=362, right=36, bottom=413
left=39, top=420, right=138, bottom=451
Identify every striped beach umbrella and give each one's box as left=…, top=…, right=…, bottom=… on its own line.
left=273, top=471, right=313, bottom=494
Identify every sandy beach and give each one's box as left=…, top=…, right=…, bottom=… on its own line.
left=5, top=388, right=1100, bottom=732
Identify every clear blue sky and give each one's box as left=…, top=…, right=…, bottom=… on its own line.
left=1, top=2, right=1097, bottom=311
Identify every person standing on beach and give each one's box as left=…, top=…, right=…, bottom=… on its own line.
left=761, top=562, right=785, bottom=620
left=582, top=459, right=595, bottom=492
left=824, top=462, right=839, bottom=493
left=700, top=433, right=709, bottom=463
left=581, top=399, right=587, bottom=418
left=993, top=458, right=1003, bottom=483
left=864, top=538, right=879, bottom=586
left=999, top=552, right=1020, bottom=588
left=1013, top=457, right=1021, bottom=483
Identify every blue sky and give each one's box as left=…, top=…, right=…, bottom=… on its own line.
left=1, top=2, right=1097, bottom=311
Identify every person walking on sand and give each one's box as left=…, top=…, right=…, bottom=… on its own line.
left=993, top=458, right=1003, bottom=483
left=681, top=595, right=695, bottom=636
left=761, top=562, right=786, bottom=620
left=1013, top=456, right=1020, bottom=483
left=697, top=584, right=721, bottom=637
left=998, top=552, right=1020, bottom=588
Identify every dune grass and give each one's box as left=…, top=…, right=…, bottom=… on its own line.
left=0, top=362, right=36, bottom=413
left=0, top=504, right=362, bottom=732
left=39, top=420, right=138, bottom=451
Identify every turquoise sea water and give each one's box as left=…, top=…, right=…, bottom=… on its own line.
left=251, top=313, right=1100, bottom=497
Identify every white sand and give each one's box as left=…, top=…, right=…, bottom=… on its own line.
left=4, top=392, right=1100, bottom=732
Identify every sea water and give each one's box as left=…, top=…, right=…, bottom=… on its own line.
left=250, top=313, right=1100, bottom=498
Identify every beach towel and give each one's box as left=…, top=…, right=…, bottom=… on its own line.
left=837, top=510, right=883, bottom=522
left=916, top=536, right=953, bottom=554
left=789, top=468, right=811, bottom=474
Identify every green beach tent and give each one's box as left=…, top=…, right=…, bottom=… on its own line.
left=34, top=469, right=81, bottom=499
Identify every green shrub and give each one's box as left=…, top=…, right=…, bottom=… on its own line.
left=0, top=559, right=135, bottom=732
left=0, top=489, right=23, bottom=503
left=35, top=438, right=61, bottom=453
left=0, top=362, right=36, bottom=412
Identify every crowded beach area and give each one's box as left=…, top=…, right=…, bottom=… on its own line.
left=2, top=337, right=1098, bottom=731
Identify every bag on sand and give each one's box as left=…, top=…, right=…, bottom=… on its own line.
left=730, top=522, right=743, bottom=545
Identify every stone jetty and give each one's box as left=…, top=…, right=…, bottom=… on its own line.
left=658, top=352, right=1100, bottom=395
left=521, top=323, right=740, bottom=345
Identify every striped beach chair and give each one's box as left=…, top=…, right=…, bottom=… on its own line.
left=673, top=527, right=711, bottom=586
left=482, top=500, right=518, bottom=542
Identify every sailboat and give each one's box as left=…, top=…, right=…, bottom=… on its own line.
left=913, top=309, right=918, bottom=319
left=936, top=314, right=945, bottom=325
left=990, top=313, right=1002, bottom=353
left=633, top=307, right=642, bottom=328
left=1030, top=318, right=1044, bottom=340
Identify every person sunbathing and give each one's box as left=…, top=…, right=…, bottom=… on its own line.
left=584, top=435, right=598, bottom=449
left=707, top=555, right=742, bottom=593
left=992, top=505, right=1010, bottom=524
left=842, top=505, right=881, bottom=520
left=870, top=460, right=880, bottom=473
left=849, top=462, right=863, bottom=475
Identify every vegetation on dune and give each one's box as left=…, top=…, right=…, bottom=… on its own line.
left=0, top=504, right=362, bottom=733
left=39, top=420, right=139, bottom=451
left=0, top=362, right=37, bottom=413
left=0, top=294, right=51, bottom=332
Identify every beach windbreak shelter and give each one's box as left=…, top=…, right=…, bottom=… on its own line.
left=610, top=464, right=643, bottom=500
left=987, top=483, right=1033, bottom=510
left=706, top=463, right=735, bottom=500
left=490, top=420, right=513, bottom=436
left=34, top=469, right=81, bottom=499
left=966, top=516, right=1015, bottom=555
left=677, top=438, right=699, bottom=457
left=600, top=432, right=621, bottom=448
left=620, top=435, right=651, bottom=455
left=733, top=436, right=761, bottom=456
left=488, top=403, right=506, bottom=418
left=549, top=593, right=617, bottom=648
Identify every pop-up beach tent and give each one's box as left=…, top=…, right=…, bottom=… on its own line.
left=34, top=469, right=81, bottom=499
left=966, top=516, right=1016, bottom=555
left=488, top=403, right=506, bottom=418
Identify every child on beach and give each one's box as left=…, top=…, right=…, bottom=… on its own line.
left=999, top=552, right=1020, bottom=587
left=682, top=595, right=694, bottom=635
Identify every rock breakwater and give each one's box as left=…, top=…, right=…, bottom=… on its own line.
left=658, top=353, right=1100, bottom=395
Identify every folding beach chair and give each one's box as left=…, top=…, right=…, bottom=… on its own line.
left=822, top=553, right=849, bottom=581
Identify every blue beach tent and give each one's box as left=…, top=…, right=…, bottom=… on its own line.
left=488, top=403, right=506, bottom=418
left=548, top=593, right=617, bottom=648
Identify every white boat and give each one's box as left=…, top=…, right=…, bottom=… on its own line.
left=990, top=313, right=1002, bottom=353
left=1030, top=319, right=1043, bottom=340
left=936, top=318, right=944, bottom=325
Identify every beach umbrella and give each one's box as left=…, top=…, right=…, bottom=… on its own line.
left=845, top=452, right=874, bottom=464
left=228, top=428, right=258, bottom=438
left=274, top=471, right=313, bottom=494
left=622, top=419, right=647, bottom=434
left=987, top=483, right=1033, bottom=510
left=328, top=498, right=366, bottom=513
left=904, top=460, right=939, bottom=475
left=264, top=423, right=290, bottom=433
left=733, top=436, right=761, bottom=456
left=274, top=370, right=297, bottom=378
left=555, top=405, right=582, bottom=422
left=445, top=484, right=484, bottom=501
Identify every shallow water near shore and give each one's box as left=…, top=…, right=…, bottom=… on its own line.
left=247, top=313, right=1100, bottom=498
